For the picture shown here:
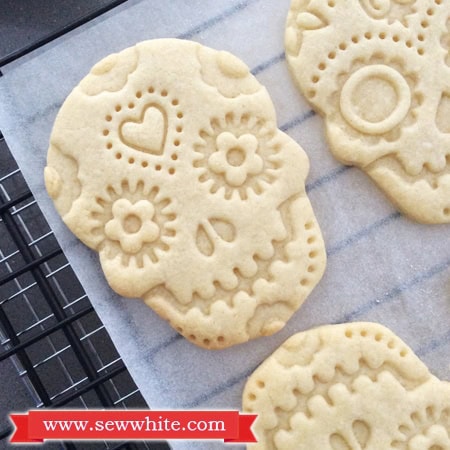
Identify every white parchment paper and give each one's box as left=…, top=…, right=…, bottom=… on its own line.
left=1, top=1, right=449, bottom=449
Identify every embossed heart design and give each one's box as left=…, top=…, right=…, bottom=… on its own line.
left=120, top=105, right=167, bottom=155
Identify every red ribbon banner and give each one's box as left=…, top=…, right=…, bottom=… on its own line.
left=9, top=410, right=257, bottom=444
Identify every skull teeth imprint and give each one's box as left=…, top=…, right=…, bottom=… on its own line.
left=243, top=322, right=450, bottom=449
left=44, top=39, right=326, bottom=349
left=285, top=0, right=450, bottom=223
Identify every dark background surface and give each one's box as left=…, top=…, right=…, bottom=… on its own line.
left=0, top=2, right=170, bottom=449
left=0, top=0, right=126, bottom=66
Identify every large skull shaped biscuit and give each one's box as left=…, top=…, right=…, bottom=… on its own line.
left=243, top=322, right=450, bottom=449
left=44, top=39, right=326, bottom=349
left=286, top=0, right=450, bottom=223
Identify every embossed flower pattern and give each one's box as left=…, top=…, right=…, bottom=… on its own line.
left=105, top=198, right=160, bottom=254
left=194, top=112, right=282, bottom=201
left=285, top=0, right=450, bottom=222
left=208, top=132, right=263, bottom=187
left=46, top=39, right=325, bottom=348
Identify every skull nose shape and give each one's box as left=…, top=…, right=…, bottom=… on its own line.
left=45, top=38, right=326, bottom=347
left=436, top=92, right=450, bottom=134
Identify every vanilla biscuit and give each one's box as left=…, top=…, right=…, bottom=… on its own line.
left=45, top=39, right=326, bottom=349
left=243, top=322, right=450, bottom=448
left=285, top=0, right=450, bottom=223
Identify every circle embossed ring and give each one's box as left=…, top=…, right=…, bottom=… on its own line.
left=340, top=64, right=411, bottom=135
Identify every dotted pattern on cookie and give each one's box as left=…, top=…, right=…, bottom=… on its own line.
left=45, top=39, right=326, bottom=349
left=243, top=322, right=450, bottom=449
left=101, top=86, right=184, bottom=176
left=285, top=0, right=450, bottom=223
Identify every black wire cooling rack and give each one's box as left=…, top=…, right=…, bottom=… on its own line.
left=0, top=2, right=170, bottom=449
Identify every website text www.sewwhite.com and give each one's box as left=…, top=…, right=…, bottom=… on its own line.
left=42, top=416, right=226, bottom=433
left=9, top=410, right=257, bottom=444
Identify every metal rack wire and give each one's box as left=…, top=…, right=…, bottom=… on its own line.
left=0, top=2, right=170, bottom=448
left=0, top=135, right=170, bottom=449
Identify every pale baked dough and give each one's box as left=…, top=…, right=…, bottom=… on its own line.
left=45, top=39, right=326, bottom=349
left=243, top=322, right=450, bottom=448
left=286, top=0, right=450, bottom=223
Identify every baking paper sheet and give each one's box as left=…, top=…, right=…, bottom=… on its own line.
left=1, top=1, right=449, bottom=449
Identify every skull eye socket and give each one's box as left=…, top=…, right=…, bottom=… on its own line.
left=340, top=65, right=411, bottom=135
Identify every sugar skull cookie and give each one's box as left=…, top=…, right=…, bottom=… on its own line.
left=45, top=39, right=326, bottom=349
left=243, top=322, right=450, bottom=448
left=286, top=0, right=450, bottom=223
